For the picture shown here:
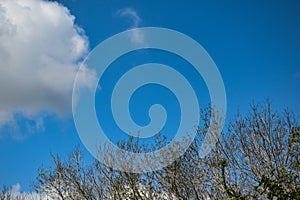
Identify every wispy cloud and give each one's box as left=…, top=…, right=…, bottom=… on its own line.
left=294, top=72, right=300, bottom=79
left=116, top=8, right=145, bottom=45
left=117, top=8, right=141, bottom=27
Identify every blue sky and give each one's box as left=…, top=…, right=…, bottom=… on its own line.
left=0, top=0, right=299, bottom=191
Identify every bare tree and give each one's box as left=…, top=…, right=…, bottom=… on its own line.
left=0, top=184, right=45, bottom=200
left=215, top=102, right=300, bottom=199
left=32, top=101, right=300, bottom=200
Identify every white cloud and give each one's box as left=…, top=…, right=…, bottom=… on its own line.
left=4, top=183, right=49, bottom=200
left=5, top=183, right=174, bottom=200
left=0, top=0, right=96, bottom=128
left=116, top=8, right=145, bottom=45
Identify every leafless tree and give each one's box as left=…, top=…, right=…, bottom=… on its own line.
left=30, top=101, right=300, bottom=200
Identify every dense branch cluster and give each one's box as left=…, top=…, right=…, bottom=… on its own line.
left=1, top=102, right=299, bottom=199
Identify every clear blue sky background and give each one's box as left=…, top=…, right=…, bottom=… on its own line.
left=0, top=0, right=299, bottom=191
